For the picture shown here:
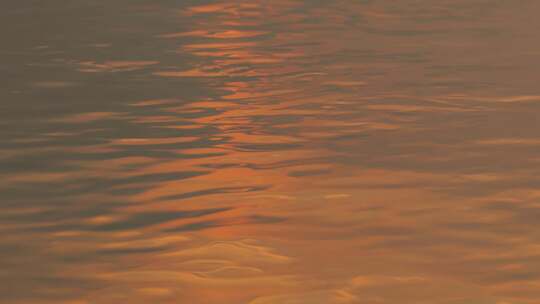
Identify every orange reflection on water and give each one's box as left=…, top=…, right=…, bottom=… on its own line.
left=4, top=0, right=540, bottom=303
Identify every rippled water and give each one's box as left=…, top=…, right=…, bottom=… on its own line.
left=2, top=1, right=540, bottom=303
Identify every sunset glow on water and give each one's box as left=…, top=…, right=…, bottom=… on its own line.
left=2, top=1, right=540, bottom=303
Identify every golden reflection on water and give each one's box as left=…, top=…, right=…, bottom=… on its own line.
left=3, top=0, right=540, bottom=303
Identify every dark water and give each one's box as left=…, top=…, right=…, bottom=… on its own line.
left=2, top=1, right=540, bottom=303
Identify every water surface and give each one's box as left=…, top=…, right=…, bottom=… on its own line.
left=2, top=1, right=540, bottom=303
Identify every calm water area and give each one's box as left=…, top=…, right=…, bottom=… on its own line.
left=2, top=1, right=540, bottom=303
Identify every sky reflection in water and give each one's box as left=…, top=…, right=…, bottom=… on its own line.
left=2, top=1, right=540, bottom=303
